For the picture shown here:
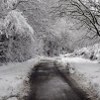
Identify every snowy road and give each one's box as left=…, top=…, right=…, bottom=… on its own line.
left=0, top=56, right=100, bottom=100
left=26, top=60, right=88, bottom=100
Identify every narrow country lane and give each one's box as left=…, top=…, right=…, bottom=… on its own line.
left=26, top=60, right=89, bottom=100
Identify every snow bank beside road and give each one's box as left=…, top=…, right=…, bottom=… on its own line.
left=58, top=56, right=100, bottom=99
left=71, top=62, right=100, bottom=99
left=0, top=57, right=40, bottom=100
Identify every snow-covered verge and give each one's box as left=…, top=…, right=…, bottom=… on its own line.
left=0, top=57, right=41, bottom=100
left=58, top=56, right=100, bottom=100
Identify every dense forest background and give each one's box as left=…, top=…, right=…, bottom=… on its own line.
left=0, top=0, right=100, bottom=63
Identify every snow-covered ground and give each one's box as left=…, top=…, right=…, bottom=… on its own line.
left=0, top=55, right=100, bottom=100
left=58, top=56, right=100, bottom=99
left=0, top=57, right=41, bottom=100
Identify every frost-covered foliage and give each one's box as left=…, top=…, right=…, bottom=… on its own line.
left=42, top=32, right=73, bottom=56
left=4, top=10, right=34, bottom=37
left=6, top=0, right=17, bottom=9
left=73, top=43, right=100, bottom=61
left=43, top=35, right=60, bottom=56
left=0, top=10, right=35, bottom=62
left=0, top=0, right=17, bottom=18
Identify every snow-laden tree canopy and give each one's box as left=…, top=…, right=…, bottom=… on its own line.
left=0, top=8, right=35, bottom=62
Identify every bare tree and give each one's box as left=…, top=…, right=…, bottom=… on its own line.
left=51, top=0, right=100, bottom=39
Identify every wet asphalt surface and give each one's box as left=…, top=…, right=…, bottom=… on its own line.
left=26, top=61, right=87, bottom=100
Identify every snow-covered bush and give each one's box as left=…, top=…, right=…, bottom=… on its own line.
left=0, top=10, right=35, bottom=62
left=73, top=43, right=100, bottom=61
